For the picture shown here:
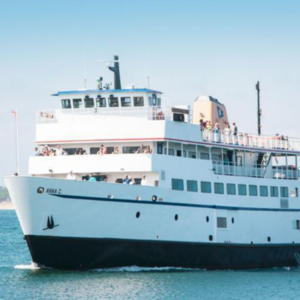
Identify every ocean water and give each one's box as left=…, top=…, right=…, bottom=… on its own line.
left=1, top=211, right=300, bottom=300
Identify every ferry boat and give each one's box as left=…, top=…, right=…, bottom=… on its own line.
left=5, top=56, right=300, bottom=270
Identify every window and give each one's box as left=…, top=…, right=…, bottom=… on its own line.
left=280, top=187, right=289, bottom=198
left=121, top=97, right=131, bottom=107
left=200, top=153, right=209, bottom=160
left=157, top=142, right=163, bottom=154
left=189, top=152, right=196, bottom=159
left=148, top=94, right=158, bottom=106
left=217, top=217, right=227, bottom=228
left=270, top=186, right=279, bottom=197
left=187, top=180, right=198, bottom=192
left=293, top=220, right=300, bottom=230
left=96, top=96, right=106, bottom=107
left=168, top=149, right=175, bottom=156
left=73, top=98, right=83, bottom=109
left=201, top=181, right=212, bottom=193
left=227, top=184, right=236, bottom=195
left=61, top=99, right=71, bottom=109
left=172, top=179, right=184, bottom=191
left=290, top=188, right=298, bottom=198
left=214, top=183, right=224, bottom=194
left=123, top=146, right=139, bottom=154
left=108, top=96, right=119, bottom=107
left=84, top=96, right=94, bottom=108
left=133, top=97, right=144, bottom=107
left=64, top=148, right=83, bottom=155
left=249, top=185, right=258, bottom=196
left=238, top=184, right=247, bottom=196
left=212, top=154, right=220, bottom=161
left=260, top=186, right=268, bottom=197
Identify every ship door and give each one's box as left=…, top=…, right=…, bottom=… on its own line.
left=215, top=210, right=228, bottom=243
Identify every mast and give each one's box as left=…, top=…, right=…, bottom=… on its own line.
left=256, top=81, right=261, bottom=136
left=108, top=55, right=121, bottom=90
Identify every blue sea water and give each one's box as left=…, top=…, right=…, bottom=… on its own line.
left=1, top=210, right=300, bottom=300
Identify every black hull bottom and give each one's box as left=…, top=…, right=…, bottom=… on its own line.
left=25, top=235, right=300, bottom=270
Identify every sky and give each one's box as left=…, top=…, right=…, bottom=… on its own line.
left=1, top=0, right=300, bottom=186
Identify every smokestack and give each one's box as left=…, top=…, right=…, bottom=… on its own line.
left=108, top=55, right=121, bottom=90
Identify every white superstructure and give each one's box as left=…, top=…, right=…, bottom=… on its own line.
left=5, top=57, right=300, bottom=270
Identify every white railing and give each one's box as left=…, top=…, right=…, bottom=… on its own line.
left=37, top=107, right=176, bottom=124
left=203, top=131, right=300, bottom=151
left=212, top=161, right=299, bottom=180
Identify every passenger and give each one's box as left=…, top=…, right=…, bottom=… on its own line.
left=97, top=147, right=102, bottom=155
left=130, top=178, right=135, bottom=185
left=223, top=124, right=231, bottom=144
left=199, top=119, right=204, bottom=131
left=102, top=145, right=107, bottom=154
left=123, top=175, right=132, bottom=184
left=135, top=144, right=144, bottom=154
left=66, top=171, right=76, bottom=180
left=89, top=174, right=97, bottom=182
left=213, top=123, right=220, bottom=142
left=103, top=176, right=108, bottom=182
left=205, top=121, right=212, bottom=141
left=34, top=147, right=40, bottom=156
left=112, top=147, right=119, bottom=154
left=144, top=145, right=152, bottom=154
left=56, top=145, right=63, bottom=156
left=233, top=123, right=238, bottom=144
left=75, top=149, right=81, bottom=155
left=82, top=150, right=87, bottom=155
left=141, top=175, right=148, bottom=186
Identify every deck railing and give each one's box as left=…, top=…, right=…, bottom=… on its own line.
left=212, top=161, right=299, bottom=180
left=203, top=131, right=300, bottom=151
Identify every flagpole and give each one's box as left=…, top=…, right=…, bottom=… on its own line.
left=13, top=109, right=20, bottom=174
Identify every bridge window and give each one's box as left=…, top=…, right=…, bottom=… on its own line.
left=260, top=186, right=268, bottom=197
left=73, top=98, right=83, bottom=109
left=217, top=217, right=227, bottom=228
left=200, top=153, right=209, bottom=160
left=134, top=97, right=144, bottom=107
left=172, top=179, right=184, bottom=191
left=84, top=96, right=94, bottom=108
left=121, top=97, right=132, bottom=107
left=280, top=187, right=289, bottom=198
left=238, top=184, right=247, bottom=196
left=201, top=181, right=212, bottom=193
left=227, top=183, right=236, bottom=195
left=214, top=183, right=224, bottom=194
left=108, top=96, right=119, bottom=107
left=249, top=185, right=258, bottom=196
left=61, top=99, right=71, bottom=109
left=187, top=180, right=198, bottom=192
left=64, top=148, right=83, bottom=155
left=270, top=186, right=279, bottom=197
left=96, top=96, right=106, bottom=107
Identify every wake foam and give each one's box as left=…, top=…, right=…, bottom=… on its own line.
left=95, top=266, right=204, bottom=272
left=14, top=262, right=41, bottom=270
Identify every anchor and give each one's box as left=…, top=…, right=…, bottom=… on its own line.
left=43, top=215, right=59, bottom=230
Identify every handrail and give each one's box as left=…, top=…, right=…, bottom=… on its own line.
left=212, top=160, right=299, bottom=180
left=203, top=131, right=300, bottom=151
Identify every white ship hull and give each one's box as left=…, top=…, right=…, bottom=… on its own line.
left=5, top=176, right=300, bottom=270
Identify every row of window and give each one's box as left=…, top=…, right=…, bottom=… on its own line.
left=61, top=95, right=161, bottom=109
left=62, top=146, right=149, bottom=155
left=171, top=179, right=298, bottom=198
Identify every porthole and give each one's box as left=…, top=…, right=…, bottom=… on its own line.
left=108, top=195, right=113, bottom=199
left=232, top=218, right=234, bottom=224
left=209, top=235, right=213, bottom=241
left=206, top=216, right=209, bottom=223
left=175, top=214, right=178, bottom=221
left=136, top=212, right=140, bottom=218
left=152, top=195, right=157, bottom=202
left=37, top=187, right=44, bottom=194
left=268, top=237, right=271, bottom=242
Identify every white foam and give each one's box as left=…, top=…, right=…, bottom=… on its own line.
left=95, top=266, right=204, bottom=272
left=14, top=262, right=41, bottom=270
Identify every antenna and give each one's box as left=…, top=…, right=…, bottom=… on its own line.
left=256, top=81, right=261, bottom=136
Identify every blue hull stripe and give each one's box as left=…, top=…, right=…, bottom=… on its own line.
left=52, top=194, right=300, bottom=212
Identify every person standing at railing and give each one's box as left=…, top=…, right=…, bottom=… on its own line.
left=205, top=121, right=212, bottom=141
left=223, top=124, right=231, bottom=144
left=233, top=123, right=238, bottom=144
left=213, top=123, right=220, bottom=142
left=199, top=119, right=204, bottom=131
